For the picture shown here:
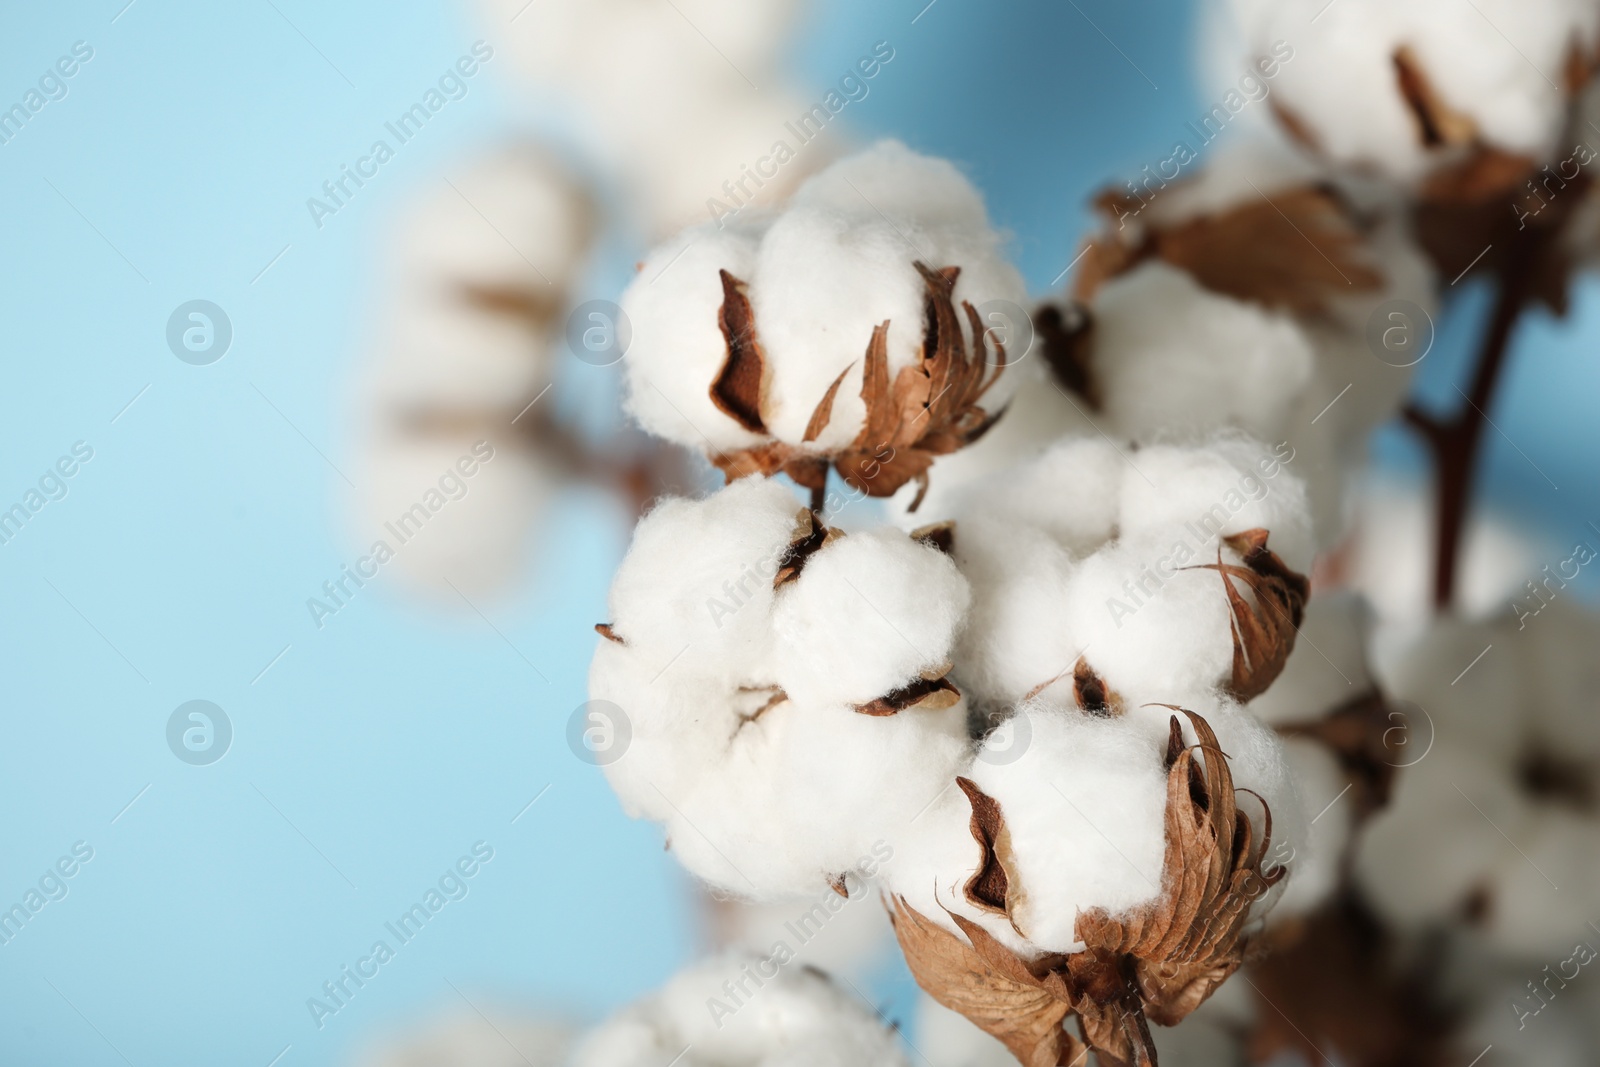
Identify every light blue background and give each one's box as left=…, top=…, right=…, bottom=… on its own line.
left=0, top=2, right=1594, bottom=1065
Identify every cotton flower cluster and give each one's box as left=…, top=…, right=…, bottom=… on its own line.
left=621, top=142, right=1028, bottom=506
left=1357, top=600, right=1600, bottom=961
left=1218, top=0, right=1600, bottom=191
left=590, top=475, right=972, bottom=898
left=893, top=140, right=1434, bottom=545
left=571, top=952, right=909, bottom=1067
left=350, top=147, right=596, bottom=598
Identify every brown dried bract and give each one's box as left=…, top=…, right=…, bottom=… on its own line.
left=889, top=898, right=1089, bottom=1067
left=1185, top=529, right=1309, bottom=702
left=1077, top=707, right=1286, bottom=1031
left=911, top=520, right=956, bottom=555
left=710, top=263, right=1010, bottom=508
left=1072, top=658, right=1125, bottom=717
left=853, top=674, right=961, bottom=717
left=1276, top=688, right=1398, bottom=824
left=772, top=508, right=845, bottom=588
left=1071, top=184, right=1384, bottom=316
left=1393, top=46, right=1477, bottom=149
left=1034, top=301, right=1098, bottom=408
left=891, top=708, right=1284, bottom=1067
left=956, top=777, right=1020, bottom=923
left=594, top=622, right=625, bottom=645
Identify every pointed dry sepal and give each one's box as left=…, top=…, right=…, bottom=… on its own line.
left=708, top=262, right=1010, bottom=508
left=1185, top=528, right=1309, bottom=702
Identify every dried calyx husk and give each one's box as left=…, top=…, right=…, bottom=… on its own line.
left=709, top=261, right=1011, bottom=510
left=1067, top=180, right=1383, bottom=319
left=891, top=708, right=1285, bottom=1067
left=1187, top=528, right=1311, bottom=703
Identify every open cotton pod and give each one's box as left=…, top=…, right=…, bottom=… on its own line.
left=1216, top=0, right=1599, bottom=192
left=938, top=432, right=1312, bottom=715
left=621, top=141, right=1028, bottom=509
left=1357, top=601, right=1600, bottom=961
left=477, top=0, right=827, bottom=236
left=883, top=697, right=1301, bottom=1067
left=570, top=952, right=909, bottom=1067
left=1044, top=140, right=1434, bottom=547
left=590, top=477, right=972, bottom=899
left=350, top=145, right=596, bottom=599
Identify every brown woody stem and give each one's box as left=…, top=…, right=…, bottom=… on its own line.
left=1402, top=219, right=1552, bottom=609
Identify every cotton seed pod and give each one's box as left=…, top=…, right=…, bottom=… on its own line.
left=570, top=951, right=911, bottom=1067
left=886, top=704, right=1297, bottom=1067
left=1217, top=0, right=1600, bottom=192
left=941, top=433, right=1312, bottom=715
left=621, top=141, right=1028, bottom=507
left=772, top=526, right=971, bottom=709
left=1356, top=602, right=1600, bottom=961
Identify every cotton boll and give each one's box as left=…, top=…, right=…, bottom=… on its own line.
left=746, top=144, right=1028, bottom=452
left=948, top=434, right=1125, bottom=558
left=1119, top=436, right=1314, bottom=573
left=711, top=892, right=897, bottom=986
left=772, top=528, right=970, bottom=707
left=570, top=951, right=910, bottom=1067
left=1227, top=0, right=1599, bottom=185
left=606, top=476, right=804, bottom=678
left=947, top=520, right=1082, bottom=710
left=622, top=142, right=1027, bottom=471
left=666, top=693, right=970, bottom=898
left=1355, top=745, right=1521, bottom=936
left=1248, top=590, right=1375, bottom=726
left=962, top=708, right=1172, bottom=954
left=1088, top=262, right=1315, bottom=445
left=349, top=431, right=549, bottom=601
left=1063, top=534, right=1237, bottom=701
left=1124, top=692, right=1306, bottom=920
left=354, top=1009, right=573, bottom=1067
left=622, top=224, right=769, bottom=454
left=1522, top=599, right=1600, bottom=761
left=367, top=148, right=595, bottom=412
left=877, top=765, right=1030, bottom=956
left=1379, top=614, right=1523, bottom=757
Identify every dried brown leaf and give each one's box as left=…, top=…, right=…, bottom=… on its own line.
left=1393, top=46, right=1477, bottom=149
left=1184, top=529, right=1309, bottom=702
left=772, top=508, right=844, bottom=588
left=711, top=270, right=768, bottom=432
left=1077, top=707, right=1285, bottom=1028
left=956, top=777, right=1017, bottom=920
left=594, top=623, right=625, bottom=645
left=853, top=675, right=961, bottom=716
left=1071, top=658, right=1125, bottom=717
left=911, top=520, right=956, bottom=555
left=889, top=898, right=1088, bottom=1067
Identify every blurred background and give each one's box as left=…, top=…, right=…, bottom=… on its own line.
left=2, top=1, right=1597, bottom=1065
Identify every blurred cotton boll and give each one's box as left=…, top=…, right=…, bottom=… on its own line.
left=350, top=1007, right=573, bottom=1067
left=569, top=952, right=910, bottom=1067
left=1215, top=0, right=1600, bottom=188
left=349, top=145, right=597, bottom=600
left=476, top=0, right=829, bottom=237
